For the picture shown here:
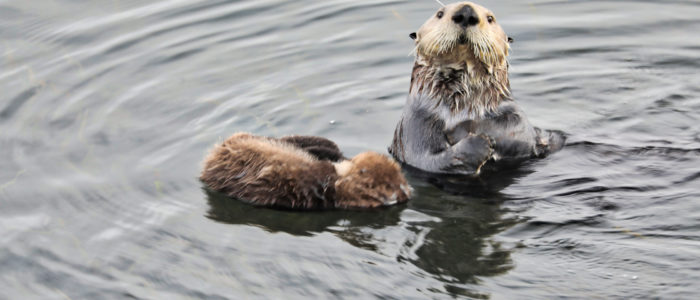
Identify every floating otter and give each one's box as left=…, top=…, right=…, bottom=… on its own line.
left=390, top=2, right=564, bottom=175
left=201, top=133, right=411, bottom=210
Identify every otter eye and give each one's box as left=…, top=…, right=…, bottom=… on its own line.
left=436, top=11, right=444, bottom=19
left=487, top=16, right=494, bottom=23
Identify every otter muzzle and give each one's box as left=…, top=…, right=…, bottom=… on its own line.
left=452, top=5, right=479, bottom=28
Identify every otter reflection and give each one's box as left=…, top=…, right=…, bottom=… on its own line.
left=401, top=160, right=536, bottom=195
left=204, top=188, right=404, bottom=237
left=203, top=165, right=527, bottom=294
left=404, top=178, right=521, bottom=290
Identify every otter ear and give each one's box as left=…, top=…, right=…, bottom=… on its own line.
left=409, top=32, right=417, bottom=40
left=507, top=37, right=514, bottom=43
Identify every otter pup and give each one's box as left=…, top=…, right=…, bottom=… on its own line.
left=390, top=2, right=564, bottom=175
left=201, top=133, right=411, bottom=210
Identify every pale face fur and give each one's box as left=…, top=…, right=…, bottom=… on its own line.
left=415, top=2, right=510, bottom=73
left=408, top=2, right=512, bottom=115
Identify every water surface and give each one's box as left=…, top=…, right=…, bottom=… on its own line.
left=1, top=0, right=699, bottom=298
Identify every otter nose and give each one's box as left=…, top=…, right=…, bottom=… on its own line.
left=452, top=5, right=479, bottom=27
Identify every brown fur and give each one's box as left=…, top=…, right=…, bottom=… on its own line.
left=201, top=133, right=411, bottom=210
left=334, top=152, right=411, bottom=209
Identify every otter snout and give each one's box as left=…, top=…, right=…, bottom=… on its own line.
left=452, top=5, right=479, bottom=27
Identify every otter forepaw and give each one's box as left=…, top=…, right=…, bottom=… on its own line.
left=477, top=133, right=496, bottom=149
left=447, top=134, right=495, bottom=174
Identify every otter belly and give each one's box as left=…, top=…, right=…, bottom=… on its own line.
left=445, top=101, right=541, bottom=159
left=390, top=96, right=564, bottom=175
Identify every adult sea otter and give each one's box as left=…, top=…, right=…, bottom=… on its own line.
left=390, top=1, right=564, bottom=175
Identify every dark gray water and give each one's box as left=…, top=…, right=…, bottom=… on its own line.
left=2, top=0, right=699, bottom=299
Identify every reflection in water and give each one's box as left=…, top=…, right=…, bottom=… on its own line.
left=400, top=161, right=536, bottom=196
left=205, top=188, right=405, bottom=237
left=401, top=175, right=523, bottom=295
left=205, top=167, right=524, bottom=297
left=3, top=0, right=700, bottom=298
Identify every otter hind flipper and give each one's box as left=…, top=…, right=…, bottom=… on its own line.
left=280, top=135, right=344, bottom=162
left=299, top=145, right=345, bottom=162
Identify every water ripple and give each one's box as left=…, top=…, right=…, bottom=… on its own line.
left=2, top=0, right=700, bottom=299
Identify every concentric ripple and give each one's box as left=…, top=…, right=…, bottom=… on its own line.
left=1, top=0, right=699, bottom=299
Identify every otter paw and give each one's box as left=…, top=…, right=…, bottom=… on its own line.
left=450, top=134, right=495, bottom=170
left=477, top=133, right=496, bottom=149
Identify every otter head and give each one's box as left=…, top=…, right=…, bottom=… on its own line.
left=414, top=2, right=510, bottom=74
left=408, top=2, right=513, bottom=115
left=333, top=152, right=411, bottom=209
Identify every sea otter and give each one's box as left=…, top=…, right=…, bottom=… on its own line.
left=390, top=2, right=564, bottom=175
left=201, top=133, right=411, bottom=210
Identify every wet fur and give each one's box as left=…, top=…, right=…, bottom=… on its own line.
left=390, top=2, right=565, bottom=175
left=201, top=133, right=411, bottom=210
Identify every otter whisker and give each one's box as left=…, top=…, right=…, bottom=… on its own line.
left=433, top=0, right=446, bottom=7
left=408, top=45, right=418, bottom=57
